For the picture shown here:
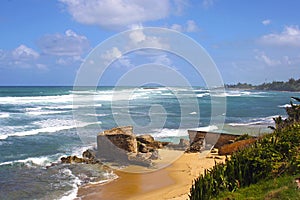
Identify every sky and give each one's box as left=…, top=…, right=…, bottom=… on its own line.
left=1, top=0, right=300, bottom=86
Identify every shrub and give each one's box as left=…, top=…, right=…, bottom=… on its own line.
left=189, top=97, right=300, bottom=200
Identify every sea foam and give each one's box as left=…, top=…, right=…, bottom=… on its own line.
left=0, top=119, right=101, bottom=140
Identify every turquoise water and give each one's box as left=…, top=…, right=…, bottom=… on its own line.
left=0, top=86, right=298, bottom=199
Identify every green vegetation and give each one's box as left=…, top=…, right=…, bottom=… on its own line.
left=226, top=78, right=300, bottom=91
left=234, top=134, right=252, bottom=142
left=226, top=82, right=254, bottom=89
left=189, top=97, right=300, bottom=200
left=214, top=174, right=300, bottom=200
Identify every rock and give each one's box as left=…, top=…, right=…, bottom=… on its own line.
left=179, top=138, right=189, bottom=147
left=61, top=156, right=86, bottom=164
left=97, top=126, right=137, bottom=162
left=82, top=149, right=96, bottom=160
left=149, top=150, right=160, bottom=160
left=100, top=126, right=138, bottom=153
left=151, top=141, right=163, bottom=149
left=137, top=134, right=168, bottom=150
left=210, top=148, right=218, bottom=154
left=128, top=154, right=152, bottom=167
left=138, top=142, right=150, bottom=153
left=59, top=149, right=101, bottom=165
left=137, top=134, right=155, bottom=144
left=186, top=136, right=205, bottom=153
left=165, top=138, right=189, bottom=150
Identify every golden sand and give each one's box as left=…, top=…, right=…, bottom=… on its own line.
left=77, top=149, right=225, bottom=200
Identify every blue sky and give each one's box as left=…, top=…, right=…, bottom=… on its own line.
left=1, top=0, right=300, bottom=86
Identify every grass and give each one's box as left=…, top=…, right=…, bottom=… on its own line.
left=213, top=174, right=300, bottom=200
left=189, top=98, right=300, bottom=200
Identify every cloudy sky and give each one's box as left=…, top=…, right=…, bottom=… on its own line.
left=1, top=0, right=300, bottom=86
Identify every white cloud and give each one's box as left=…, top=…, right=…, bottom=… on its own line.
left=12, top=45, right=39, bottom=60
left=172, top=0, right=189, bottom=15
left=283, top=56, right=292, bottom=65
left=100, top=27, right=171, bottom=68
left=260, top=25, right=300, bottom=47
left=171, top=20, right=198, bottom=32
left=170, top=24, right=182, bottom=32
left=0, top=45, right=40, bottom=68
left=36, top=63, right=48, bottom=70
left=262, top=19, right=271, bottom=25
left=127, top=28, right=170, bottom=49
left=152, top=54, right=172, bottom=66
left=129, top=28, right=146, bottom=44
left=202, top=0, right=214, bottom=9
left=56, top=55, right=83, bottom=66
left=38, top=29, right=89, bottom=56
left=186, top=20, right=198, bottom=32
left=101, top=47, right=133, bottom=68
left=60, top=0, right=170, bottom=29
left=101, top=47, right=122, bottom=62
left=255, top=50, right=281, bottom=66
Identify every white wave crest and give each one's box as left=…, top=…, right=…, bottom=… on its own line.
left=59, top=169, right=82, bottom=200
left=151, top=125, right=219, bottom=138
left=228, top=115, right=278, bottom=126
left=0, top=113, right=9, bottom=118
left=0, top=119, right=101, bottom=140
left=212, top=90, right=266, bottom=97
left=191, top=125, right=219, bottom=132
left=26, top=110, right=69, bottom=116
left=150, top=128, right=188, bottom=137
left=196, top=93, right=210, bottom=98
left=0, top=156, right=50, bottom=167
left=278, top=104, right=291, bottom=108
left=0, top=94, right=74, bottom=105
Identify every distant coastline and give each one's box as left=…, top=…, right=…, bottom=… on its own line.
left=226, top=78, right=300, bottom=92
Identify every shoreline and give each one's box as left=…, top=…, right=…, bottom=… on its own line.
left=77, top=150, right=226, bottom=200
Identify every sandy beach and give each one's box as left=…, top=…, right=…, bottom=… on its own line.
left=77, top=150, right=226, bottom=200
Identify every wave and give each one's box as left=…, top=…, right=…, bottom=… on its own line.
left=212, top=90, right=266, bottom=97
left=25, top=107, right=42, bottom=111
left=85, top=113, right=109, bottom=117
left=0, top=155, right=51, bottom=167
left=0, top=94, right=74, bottom=105
left=150, top=126, right=218, bottom=138
left=150, top=129, right=188, bottom=138
left=228, top=115, right=278, bottom=127
left=0, top=112, right=9, bottom=118
left=278, top=104, right=291, bottom=108
left=196, top=93, right=210, bottom=98
left=0, top=119, right=101, bottom=140
left=190, top=125, right=219, bottom=132
left=58, top=168, right=82, bottom=200
left=26, top=110, right=69, bottom=116
left=58, top=168, right=118, bottom=200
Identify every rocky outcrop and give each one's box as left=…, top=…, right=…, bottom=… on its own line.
left=96, top=127, right=172, bottom=166
left=100, top=126, right=138, bottom=153
left=97, top=126, right=138, bottom=163
left=218, top=138, right=257, bottom=155
left=166, top=138, right=190, bottom=151
left=137, top=134, right=169, bottom=152
left=187, top=130, right=249, bottom=151
left=60, top=149, right=100, bottom=164
left=136, top=134, right=155, bottom=144
left=186, top=136, right=205, bottom=152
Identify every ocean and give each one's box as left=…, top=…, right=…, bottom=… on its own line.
left=0, top=86, right=298, bottom=199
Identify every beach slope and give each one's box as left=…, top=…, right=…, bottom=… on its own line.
left=78, top=150, right=225, bottom=200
